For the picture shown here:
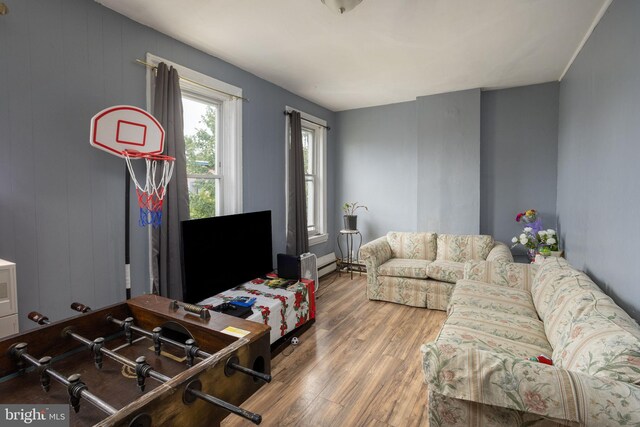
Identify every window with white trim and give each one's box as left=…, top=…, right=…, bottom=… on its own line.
left=286, top=108, right=328, bottom=246
left=146, top=53, right=243, bottom=218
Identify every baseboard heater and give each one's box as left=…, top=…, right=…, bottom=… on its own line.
left=316, top=253, right=337, bottom=278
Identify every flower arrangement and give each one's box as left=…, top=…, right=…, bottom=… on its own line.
left=537, top=229, right=558, bottom=251
left=515, top=209, right=542, bottom=235
left=516, top=209, right=538, bottom=224
left=511, top=227, right=538, bottom=250
left=511, top=209, right=559, bottom=260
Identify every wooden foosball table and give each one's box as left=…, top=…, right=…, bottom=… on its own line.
left=0, top=295, right=271, bottom=426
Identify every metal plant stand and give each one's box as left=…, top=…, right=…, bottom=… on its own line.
left=337, top=229, right=363, bottom=279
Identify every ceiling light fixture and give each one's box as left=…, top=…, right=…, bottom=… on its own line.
left=321, top=0, right=363, bottom=14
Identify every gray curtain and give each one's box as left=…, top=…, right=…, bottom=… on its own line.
left=286, top=111, right=309, bottom=255
left=151, top=63, right=190, bottom=299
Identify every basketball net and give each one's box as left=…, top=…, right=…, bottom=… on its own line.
left=123, top=150, right=175, bottom=228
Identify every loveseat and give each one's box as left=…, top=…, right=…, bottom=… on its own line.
left=421, top=256, right=640, bottom=426
left=359, top=232, right=513, bottom=310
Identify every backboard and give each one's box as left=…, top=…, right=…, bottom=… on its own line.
left=90, top=105, right=164, bottom=158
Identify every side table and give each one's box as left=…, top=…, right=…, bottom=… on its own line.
left=337, top=229, right=363, bottom=279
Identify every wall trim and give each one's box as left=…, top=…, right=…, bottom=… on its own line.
left=559, top=0, right=613, bottom=81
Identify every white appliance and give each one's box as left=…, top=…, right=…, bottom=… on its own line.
left=0, top=259, right=18, bottom=338
left=299, top=253, right=319, bottom=292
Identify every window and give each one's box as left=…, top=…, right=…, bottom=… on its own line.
left=182, top=95, right=220, bottom=219
left=146, top=53, right=243, bottom=219
left=286, top=107, right=328, bottom=246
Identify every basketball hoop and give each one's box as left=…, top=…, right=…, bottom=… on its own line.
left=90, top=105, right=174, bottom=228
left=123, top=150, right=175, bottom=228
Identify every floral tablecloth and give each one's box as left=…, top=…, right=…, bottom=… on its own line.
left=198, top=279, right=315, bottom=344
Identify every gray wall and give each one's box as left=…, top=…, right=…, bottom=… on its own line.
left=481, top=83, right=559, bottom=252
left=337, top=86, right=559, bottom=247
left=335, top=101, right=418, bottom=244
left=557, top=0, right=640, bottom=320
left=417, top=89, right=481, bottom=234
left=0, top=0, right=336, bottom=329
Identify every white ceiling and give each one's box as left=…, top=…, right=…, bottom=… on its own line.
left=96, top=0, right=610, bottom=112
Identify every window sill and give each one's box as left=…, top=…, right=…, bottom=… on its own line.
left=309, top=233, right=328, bottom=247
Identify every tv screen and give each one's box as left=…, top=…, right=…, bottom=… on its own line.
left=180, top=210, right=273, bottom=304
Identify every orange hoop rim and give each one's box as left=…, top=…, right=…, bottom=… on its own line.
left=123, top=150, right=175, bottom=162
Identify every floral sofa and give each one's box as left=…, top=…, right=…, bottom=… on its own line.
left=421, top=256, right=640, bottom=426
left=359, top=232, right=513, bottom=310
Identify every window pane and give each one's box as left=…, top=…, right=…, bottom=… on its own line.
left=302, top=129, right=313, bottom=175
left=183, top=97, right=218, bottom=176
left=306, top=178, right=315, bottom=229
left=188, top=178, right=218, bottom=219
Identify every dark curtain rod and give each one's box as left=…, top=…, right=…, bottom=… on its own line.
left=284, top=110, right=331, bottom=131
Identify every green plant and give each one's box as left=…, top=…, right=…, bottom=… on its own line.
left=342, top=202, right=368, bottom=216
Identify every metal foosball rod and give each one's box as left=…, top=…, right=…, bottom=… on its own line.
left=70, top=302, right=92, bottom=313
left=106, top=314, right=272, bottom=383
left=68, top=305, right=206, bottom=364
left=41, top=318, right=261, bottom=424
left=76, top=300, right=270, bottom=383
left=27, top=312, right=171, bottom=384
left=10, top=342, right=118, bottom=416
left=65, top=328, right=262, bottom=424
left=28, top=311, right=50, bottom=325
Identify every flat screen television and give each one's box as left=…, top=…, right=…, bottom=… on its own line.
left=180, top=210, right=273, bottom=304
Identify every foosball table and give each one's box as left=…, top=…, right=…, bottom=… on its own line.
left=0, top=295, right=272, bottom=426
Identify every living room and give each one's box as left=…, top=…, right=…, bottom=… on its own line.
left=0, top=0, right=639, bottom=426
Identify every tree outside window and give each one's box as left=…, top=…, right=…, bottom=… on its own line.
left=183, top=97, right=220, bottom=219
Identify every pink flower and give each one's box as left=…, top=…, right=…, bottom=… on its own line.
left=441, top=370, right=455, bottom=382
left=438, top=406, right=459, bottom=424
left=570, top=326, right=583, bottom=339
left=516, top=213, right=524, bottom=222
left=524, top=391, right=547, bottom=412
left=627, top=356, right=640, bottom=367
left=439, top=344, right=456, bottom=356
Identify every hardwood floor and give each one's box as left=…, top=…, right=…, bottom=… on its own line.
left=221, top=272, right=447, bottom=427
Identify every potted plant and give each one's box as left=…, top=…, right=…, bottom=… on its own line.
left=342, top=202, right=367, bottom=231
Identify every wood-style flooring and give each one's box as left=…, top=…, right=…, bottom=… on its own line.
left=221, top=271, right=447, bottom=427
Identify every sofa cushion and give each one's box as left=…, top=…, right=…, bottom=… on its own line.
left=531, top=257, right=584, bottom=321
left=377, top=258, right=430, bottom=279
left=449, top=279, right=539, bottom=319
left=541, top=271, right=605, bottom=347
left=426, top=260, right=464, bottom=284
left=445, top=308, right=552, bottom=352
left=436, top=234, right=495, bottom=262
left=464, top=260, right=533, bottom=291
left=485, top=242, right=515, bottom=262
left=552, top=292, right=640, bottom=384
left=386, top=231, right=437, bottom=261
left=436, top=309, right=552, bottom=359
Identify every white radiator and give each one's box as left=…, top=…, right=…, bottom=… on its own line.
left=300, top=252, right=318, bottom=292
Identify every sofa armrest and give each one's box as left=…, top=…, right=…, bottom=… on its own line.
left=463, top=261, right=533, bottom=291
left=359, top=235, right=392, bottom=267
left=486, top=242, right=514, bottom=262
left=359, top=236, right=392, bottom=295
left=421, top=342, right=640, bottom=426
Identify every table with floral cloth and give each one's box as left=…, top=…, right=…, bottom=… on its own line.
left=198, top=279, right=315, bottom=344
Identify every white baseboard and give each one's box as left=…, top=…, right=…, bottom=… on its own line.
left=317, top=252, right=337, bottom=278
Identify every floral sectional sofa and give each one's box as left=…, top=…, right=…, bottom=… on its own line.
left=359, top=232, right=513, bottom=310
left=422, top=256, right=640, bottom=426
